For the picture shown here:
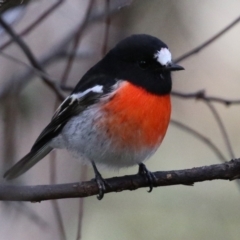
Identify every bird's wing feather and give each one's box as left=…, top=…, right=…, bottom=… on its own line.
left=31, top=87, right=105, bottom=152
left=31, top=70, right=119, bottom=152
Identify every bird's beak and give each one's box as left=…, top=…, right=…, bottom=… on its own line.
left=164, top=62, right=184, bottom=71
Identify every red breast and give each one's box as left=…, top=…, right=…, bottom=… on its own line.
left=100, top=82, right=171, bottom=150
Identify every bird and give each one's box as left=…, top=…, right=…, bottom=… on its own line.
left=4, top=34, right=184, bottom=199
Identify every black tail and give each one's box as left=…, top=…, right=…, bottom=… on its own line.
left=4, top=144, right=53, bottom=180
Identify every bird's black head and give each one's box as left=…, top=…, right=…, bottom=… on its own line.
left=100, top=34, right=184, bottom=95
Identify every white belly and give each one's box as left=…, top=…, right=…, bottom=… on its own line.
left=50, top=106, right=158, bottom=169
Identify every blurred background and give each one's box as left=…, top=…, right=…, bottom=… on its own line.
left=0, top=0, right=240, bottom=239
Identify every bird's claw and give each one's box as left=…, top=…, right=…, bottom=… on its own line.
left=91, top=161, right=110, bottom=200
left=138, top=163, right=157, bottom=192
left=94, top=172, right=107, bottom=200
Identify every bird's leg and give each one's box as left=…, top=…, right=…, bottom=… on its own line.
left=138, top=163, right=157, bottom=192
left=91, top=161, right=107, bottom=200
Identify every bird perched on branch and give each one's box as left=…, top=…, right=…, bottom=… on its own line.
left=4, top=34, right=184, bottom=199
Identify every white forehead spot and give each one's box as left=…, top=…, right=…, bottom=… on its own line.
left=154, top=48, right=172, bottom=66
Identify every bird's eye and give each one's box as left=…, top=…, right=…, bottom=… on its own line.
left=138, top=60, right=149, bottom=69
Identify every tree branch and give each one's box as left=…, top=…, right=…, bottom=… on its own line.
left=1, top=159, right=240, bottom=201
left=0, top=16, right=65, bottom=101
left=174, top=15, right=240, bottom=63
left=0, top=0, right=64, bottom=50
left=172, top=90, right=240, bottom=106
left=204, top=101, right=235, bottom=159
left=170, top=119, right=227, bottom=162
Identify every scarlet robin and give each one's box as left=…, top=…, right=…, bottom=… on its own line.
left=4, top=34, right=184, bottom=199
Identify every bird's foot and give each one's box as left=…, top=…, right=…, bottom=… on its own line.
left=138, top=163, right=157, bottom=192
left=91, top=161, right=108, bottom=200
left=94, top=171, right=107, bottom=200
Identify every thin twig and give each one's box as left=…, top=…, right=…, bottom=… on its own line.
left=51, top=200, right=66, bottom=240
left=0, top=16, right=65, bottom=100
left=2, top=97, right=17, bottom=168
left=0, top=50, right=61, bottom=82
left=1, top=158, right=240, bottom=201
left=170, top=119, right=226, bottom=162
left=101, top=0, right=110, bottom=56
left=172, top=92, right=235, bottom=160
left=0, top=49, right=91, bottom=99
left=203, top=102, right=240, bottom=193
left=172, top=90, right=240, bottom=106
left=49, top=151, right=66, bottom=240
left=204, top=101, right=235, bottom=159
left=76, top=166, right=87, bottom=240
left=60, top=0, right=94, bottom=85
left=3, top=202, right=49, bottom=229
left=0, top=0, right=65, bottom=50
left=175, top=15, right=240, bottom=63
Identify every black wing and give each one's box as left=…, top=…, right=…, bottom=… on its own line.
left=31, top=90, right=104, bottom=152
left=31, top=70, right=118, bottom=152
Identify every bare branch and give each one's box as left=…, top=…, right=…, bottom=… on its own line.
left=49, top=152, right=66, bottom=240
left=1, top=159, right=240, bottom=201
left=204, top=101, right=235, bottom=159
left=0, top=16, right=65, bottom=100
left=170, top=119, right=227, bottom=162
left=0, top=50, right=61, bottom=83
left=60, top=0, right=95, bottom=85
left=0, top=0, right=65, bottom=50
left=172, top=92, right=236, bottom=160
left=76, top=166, right=87, bottom=240
left=175, top=15, right=240, bottom=63
left=101, top=0, right=110, bottom=56
left=172, top=90, right=240, bottom=106
left=3, top=202, right=49, bottom=229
